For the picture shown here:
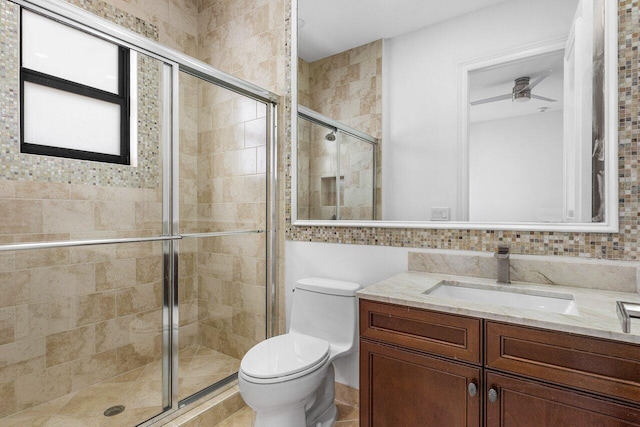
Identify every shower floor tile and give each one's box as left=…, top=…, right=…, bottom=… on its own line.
left=0, top=345, right=239, bottom=427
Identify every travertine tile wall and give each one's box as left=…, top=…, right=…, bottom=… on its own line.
left=296, top=119, right=338, bottom=220
left=195, top=84, right=268, bottom=359
left=297, top=59, right=312, bottom=220
left=195, top=0, right=283, bottom=357
left=197, top=232, right=268, bottom=360
left=307, top=124, right=340, bottom=220
left=198, top=0, right=286, bottom=94
left=298, top=57, right=311, bottom=108
left=296, top=115, right=312, bottom=220
left=65, top=0, right=278, bottom=379
left=286, top=2, right=640, bottom=264
left=63, top=0, right=202, bottom=353
left=0, top=192, right=166, bottom=417
left=297, top=40, right=383, bottom=221
left=179, top=72, right=202, bottom=350
left=337, top=134, right=375, bottom=220
left=94, top=0, right=199, bottom=57
left=305, top=40, right=382, bottom=140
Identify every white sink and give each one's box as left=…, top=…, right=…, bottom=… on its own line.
left=424, top=280, right=579, bottom=315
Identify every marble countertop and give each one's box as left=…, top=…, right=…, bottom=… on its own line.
left=357, top=272, right=640, bottom=345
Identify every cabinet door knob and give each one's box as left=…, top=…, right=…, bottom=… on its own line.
left=488, top=387, right=499, bottom=403
left=468, top=381, right=478, bottom=397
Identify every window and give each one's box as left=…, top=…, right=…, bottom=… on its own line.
left=20, top=10, right=130, bottom=165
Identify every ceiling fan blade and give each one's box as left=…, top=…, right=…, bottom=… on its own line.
left=470, top=93, right=512, bottom=106
left=519, top=74, right=549, bottom=93
left=531, top=94, right=557, bottom=102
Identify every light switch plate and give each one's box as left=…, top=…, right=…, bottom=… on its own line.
left=431, top=207, right=450, bottom=221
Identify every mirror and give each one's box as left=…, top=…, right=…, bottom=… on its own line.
left=294, top=0, right=618, bottom=231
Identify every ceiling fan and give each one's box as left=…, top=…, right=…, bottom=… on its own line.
left=470, top=74, right=558, bottom=106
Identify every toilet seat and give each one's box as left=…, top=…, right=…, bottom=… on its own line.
left=240, top=332, right=330, bottom=384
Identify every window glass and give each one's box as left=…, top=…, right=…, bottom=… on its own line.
left=23, top=82, right=121, bottom=155
left=20, top=9, right=130, bottom=164
left=22, top=10, right=120, bottom=94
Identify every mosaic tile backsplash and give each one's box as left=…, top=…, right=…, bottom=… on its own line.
left=286, top=0, right=640, bottom=262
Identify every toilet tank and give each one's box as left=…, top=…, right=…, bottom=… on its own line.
left=289, top=278, right=361, bottom=356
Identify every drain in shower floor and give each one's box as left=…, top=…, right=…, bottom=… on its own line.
left=103, top=405, right=126, bottom=417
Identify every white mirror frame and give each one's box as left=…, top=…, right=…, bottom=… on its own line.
left=291, top=0, right=618, bottom=233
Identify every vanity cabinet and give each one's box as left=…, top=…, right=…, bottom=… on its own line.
left=359, top=300, right=640, bottom=427
left=360, top=300, right=482, bottom=427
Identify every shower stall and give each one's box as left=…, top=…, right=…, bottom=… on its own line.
left=0, top=0, right=277, bottom=426
left=297, top=106, right=378, bottom=221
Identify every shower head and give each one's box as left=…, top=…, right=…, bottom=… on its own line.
left=325, top=131, right=336, bottom=141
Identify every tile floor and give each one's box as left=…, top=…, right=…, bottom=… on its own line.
left=0, top=346, right=238, bottom=427
left=214, top=401, right=360, bottom=426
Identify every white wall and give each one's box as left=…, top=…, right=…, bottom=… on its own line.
left=285, top=241, right=410, bottom=388
left=469, top=111, right=564, bottom=222
left=383, top=0, right=578, bottom=221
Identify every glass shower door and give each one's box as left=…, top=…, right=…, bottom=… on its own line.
left=177, top=71, right=271, bottom=403
left=0, top=3, right=171, bottom=423
left=339, top=131, right=375, bottom=221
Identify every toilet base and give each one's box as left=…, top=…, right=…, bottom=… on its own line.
left=254, top=405, right=307, bottom=427
left=307, top=403, right=337, bottom=427
left=306, top=364, right=337, bottom=427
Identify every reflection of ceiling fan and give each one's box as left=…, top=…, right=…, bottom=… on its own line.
left=470, top=75, right=558, bottom=106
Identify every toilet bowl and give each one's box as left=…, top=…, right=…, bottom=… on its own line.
left=239, top=278, right=361, bottom=427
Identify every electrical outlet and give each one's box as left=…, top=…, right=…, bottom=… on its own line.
left=431, top=207, right=450, bottom=221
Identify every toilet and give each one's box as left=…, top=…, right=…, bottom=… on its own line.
left=238, top=277, right=361, bottom=427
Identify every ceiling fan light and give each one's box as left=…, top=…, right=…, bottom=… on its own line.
left=512, top=76, right=532, bottom=103
left=513, top=93, right=531, bottom=103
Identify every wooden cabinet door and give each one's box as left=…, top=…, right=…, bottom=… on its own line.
left=485, top=372, right=640, bottom=427
left=360, top=339, right=481, bottom=427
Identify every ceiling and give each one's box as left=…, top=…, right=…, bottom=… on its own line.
left=297, top=0, right=512, bottom=62
left=298, top=0, right=571, bottom=122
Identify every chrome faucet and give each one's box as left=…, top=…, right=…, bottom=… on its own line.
left=495, top=245, right=511, bottom=284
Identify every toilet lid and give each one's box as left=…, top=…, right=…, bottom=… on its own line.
left=240, top=332, right=330, bottom=380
